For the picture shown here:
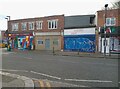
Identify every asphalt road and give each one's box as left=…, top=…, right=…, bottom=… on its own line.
left=1, top=49, right=119, bottom=87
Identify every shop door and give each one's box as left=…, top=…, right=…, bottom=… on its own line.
left=102, top=38, right=110, bottom=53
left=45, top=39, right=50, bottom=50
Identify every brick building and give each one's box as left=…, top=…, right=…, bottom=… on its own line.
left=1, top=31, right=6, bottom=40
left=7, top=15, right=64, bottom=50
left=97, top=9, right=120, bottom=53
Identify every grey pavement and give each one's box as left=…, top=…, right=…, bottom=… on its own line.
left=0, top=71, right=34, bottom=89
left=1, top=48, right=119, bottom=59
left=54, top=51, right=119, bottom=59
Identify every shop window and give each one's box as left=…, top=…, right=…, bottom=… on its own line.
left=53, top=39, right=58, bottom=45
left=103, top=39, right=108, bottom=46
left=38, top=40, right=43, bottom=45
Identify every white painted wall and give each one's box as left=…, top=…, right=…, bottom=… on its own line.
left=64, top=28, right=95, bottom=35
left=99, top=37, right=120, bottom=53
left=101, top=38, right=110, bottom=53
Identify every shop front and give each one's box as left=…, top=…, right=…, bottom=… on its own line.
left=8, top=32, right=34, bottom=50
left=64, top=28, right=96, bottom=52
left=99, top=26, right=120, bottom=54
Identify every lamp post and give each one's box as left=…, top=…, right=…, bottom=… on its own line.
left=104, top=4, right=108, bottom=57
left=5, top=16, right=10, bottom=51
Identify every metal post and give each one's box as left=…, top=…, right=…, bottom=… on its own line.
left=7, top=16, right=10, bottom=21
left=77, top=49, right=79, bottom=55
left=5, top=16, right=10, bottom=51
left=104, top=4, right=108, bottom=58
left=53, top=41, right=55, bottom=55
left=100, top=37, right=102, bottom=53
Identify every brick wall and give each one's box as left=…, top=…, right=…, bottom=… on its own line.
left=97, top=9, right=120, bottom=27
left=1, top=31, right=6, bottom=39
left=8, top=15, right=64, bottom=33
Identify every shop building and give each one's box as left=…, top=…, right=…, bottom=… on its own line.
left=64, top=15, right=96, bottom=52
left=35, top=15, right=64, bottom=51
left=7, top=15, right=64, bottom=50
left=97, top=9, right=120, bottom=53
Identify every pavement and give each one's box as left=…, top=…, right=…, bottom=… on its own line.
left=0, top=71, right=34, bottom=89
left=54, top=51, right=119, bottom=59
left=1, top=48, right=119, bottom=59
left=0, top=71, right=86, bottom=89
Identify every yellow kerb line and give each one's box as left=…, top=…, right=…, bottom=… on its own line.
left=46, top=81, right=51, bottom=88
left=39, top=80, right=45, bottom=88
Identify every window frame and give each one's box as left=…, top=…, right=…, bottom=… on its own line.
left=48, top=19, right=58, bottom=29
left=111, top=18, right=116, bottom=25
left=12, top=23, right=19, bottom=31
left=21, top=22, right=27, bottom=31
left=29, top=22, right=34, bottom=30
left=37, top=40, right=43, bottom=45
left=106, top=17, right=116, bottom=26
left=36, top=21, right=43, bottom=30
left=53, top=38, right=59, bottom=46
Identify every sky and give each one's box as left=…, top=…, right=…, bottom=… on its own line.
left=0, top=0, right=116, bottom=30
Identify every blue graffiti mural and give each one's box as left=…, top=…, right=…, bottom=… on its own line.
left=64, top=35, right=95, bottom=52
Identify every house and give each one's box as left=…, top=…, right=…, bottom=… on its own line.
left=97, top=9, right=120, bottom=53
left=64, top=15, right=96, bottom=52
left=7, top=15, right=64, bottom=50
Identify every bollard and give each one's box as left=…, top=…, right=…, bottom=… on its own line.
left=53, top=46, right=55, bottom=55
left=77, top=49, right=80, bottom=55
left=109, top=50, right=111, bottom=56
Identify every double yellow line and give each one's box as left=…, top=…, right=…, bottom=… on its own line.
left=39, top=80, right=51, bottom=89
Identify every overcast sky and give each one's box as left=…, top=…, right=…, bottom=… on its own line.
left=0, top=0, right=116, bottom=30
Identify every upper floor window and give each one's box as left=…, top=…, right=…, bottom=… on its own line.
left=12, top=23, right=19, bottom=31
left=106, top=18, right=116, bottom=26
left=36, top=21, right=43, bottom=30
left=48, top=19, right=58, bottom=29
left=21, top=22, right=27, bottom=30
left=90, top=17, right=94, bottom=25
left=29, top=22, right=34, bottom=30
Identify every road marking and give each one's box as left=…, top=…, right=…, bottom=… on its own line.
left=39, top=80, right=45, bottom=88
left=64, top=79, right=113, bottom=83
left=31, top=77, right=86, bottom=87
left=2, top=52, right=15, bottom=55
left=46, top=81, right=51, bottom=88
left=119, top=82, right=120, bottom=83
left=23, top=57, right=32, bottom=59
left=0, top=69, right=28, bottom=72
left=30, top=71, right=61, bottom=80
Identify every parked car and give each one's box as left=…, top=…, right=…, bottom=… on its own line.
left=0, top=40, right=6, bottom=48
